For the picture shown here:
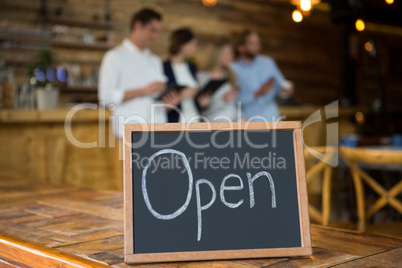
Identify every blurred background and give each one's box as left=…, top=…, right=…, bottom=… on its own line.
left=0, top=0, right=401, bottom=235
left=1, top=0, right=402, bottom=109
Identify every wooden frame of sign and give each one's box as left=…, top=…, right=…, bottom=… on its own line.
left=123, top=121, right=312, bottom=264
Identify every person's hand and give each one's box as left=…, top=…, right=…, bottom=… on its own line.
left=197, top=93, right=211, bottom=109
left=180, top=87, right=198, bottom=99
left=280, top=80, right=294, bottom=99
left=222, top=89, right=238, bottom=102
left=145, top=81, right=166, bottom=95
left=254, top=78, right=275, bottom=98
left=123, top=81, right=165, bottom=102
left=162, top=90, right=181, bottom=111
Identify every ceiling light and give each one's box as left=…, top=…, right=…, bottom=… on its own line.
left=292, top=10, right=303, bottom=23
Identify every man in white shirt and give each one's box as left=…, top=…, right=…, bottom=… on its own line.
left=99, top=8, right=179, bottom=139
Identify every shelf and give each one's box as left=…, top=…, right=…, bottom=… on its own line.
left=47, top=17, right=114, bottom=30
left=5, top=58, right=102, bottom=67
left=52, top=40, right=112, bottom=50
left=0, top=34, right=112, bottom=51
left=58, top=84, right=98, bottom=93
left=5, top=59, right=34, bottom=66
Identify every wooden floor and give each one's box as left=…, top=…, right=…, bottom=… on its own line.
left=0, top=177, right=401, bottom=267
left=321, top=221, right=402, bottom=239
left=309, top=190, right=402, bottom=239
left=366, top=222, right=402, bottom=238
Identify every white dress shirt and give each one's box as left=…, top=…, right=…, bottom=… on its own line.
left=99, top=38, right=168, bottom=138
left=171, top=63, right=200, bottom=122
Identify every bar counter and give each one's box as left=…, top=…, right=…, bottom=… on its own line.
left=0, top=107, right=359, bottom=190
left=0, top=106, right=359, bottom=123
left=0, top=108, right=103, bottom=123
left=0, top=177, right=401, bottom=267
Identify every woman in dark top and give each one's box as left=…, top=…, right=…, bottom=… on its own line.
left=163, top=28, right=210, bottom=123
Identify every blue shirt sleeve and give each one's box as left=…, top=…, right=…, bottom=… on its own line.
left=230, top=63, right=256, bottom=107
left=262, top=57, right=285, bottom=103
left=230, top=57, right=286, bottom=107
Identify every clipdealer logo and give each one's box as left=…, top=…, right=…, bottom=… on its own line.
left=64, top=100, right=339, bottom=167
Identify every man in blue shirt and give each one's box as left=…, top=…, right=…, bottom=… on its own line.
left=231, top=30, right=292, bottom=121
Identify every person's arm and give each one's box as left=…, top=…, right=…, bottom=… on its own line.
left=254, top=78, right=275, bottom=98
left=229, top=65, right=256, bottom=107
left=98, top=52, right=125, bottom=106
left=195, top=93, right=211, bottom=112
left=180, top=87, right=198, bottom=99
left=235, top=87, right=256, bottom=107
left=252, top=59, right=286, bottom=102
left=261, top=59, right=285, bottom=103
left=162, top=90, right=181, bottom=111
left=222, top=88, right=239, bottom=102
left=122, top=81, right=165, bottom=102
left=99, top=52, right=166, bottom=106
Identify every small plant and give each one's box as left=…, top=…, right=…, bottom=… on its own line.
left=27, top=48, right=56, bottom=88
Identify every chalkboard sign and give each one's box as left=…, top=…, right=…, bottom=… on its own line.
left=123, top=122, right=311, bottom=264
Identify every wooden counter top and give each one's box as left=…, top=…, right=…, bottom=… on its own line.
left=279, top=106, right=359, bottom=119
left=0, top=106, right=359, bottom=123
left=0, top=177, right=401, bottom=267
left=0, top=108, right=109, bottom=123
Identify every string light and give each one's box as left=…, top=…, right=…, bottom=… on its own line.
left=300, top=0, right=312, bottom=11
left=364, top=42, right=373, bottom=52
left=202, top=0, right=217, bottom=7
left=355, top=19, right=365, bottom=31
left=355, top=112, right=365, bottom=125
left=290, top=0, right=321, bottom=23
left=292, top=10, right=303, bottom=23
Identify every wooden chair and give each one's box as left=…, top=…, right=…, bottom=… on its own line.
left=340, top=147, right=402, bottom=231
left=304, top=146, right=336, bottom=226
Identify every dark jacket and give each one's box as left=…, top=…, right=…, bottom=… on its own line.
left=163, top=60, right=199, bottom=123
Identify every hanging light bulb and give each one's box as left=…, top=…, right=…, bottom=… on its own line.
left=300, top=0, right=312, bottom=11
left=364, top=41, right=373, bottom=52
left=385, top=0, right=394, bottom=4
left=291, top=0, right=320, bottom=6
left=292, top=10, right=303, bottom=23
left=355, top=19, right=365, bottom=31
left=202, top=0, right=217, bottom=7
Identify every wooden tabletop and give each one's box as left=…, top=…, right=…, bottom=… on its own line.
left=0, top=177, right=401, bottom=267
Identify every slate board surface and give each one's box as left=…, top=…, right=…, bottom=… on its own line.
left=131, top=130, right=301, bottom=254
